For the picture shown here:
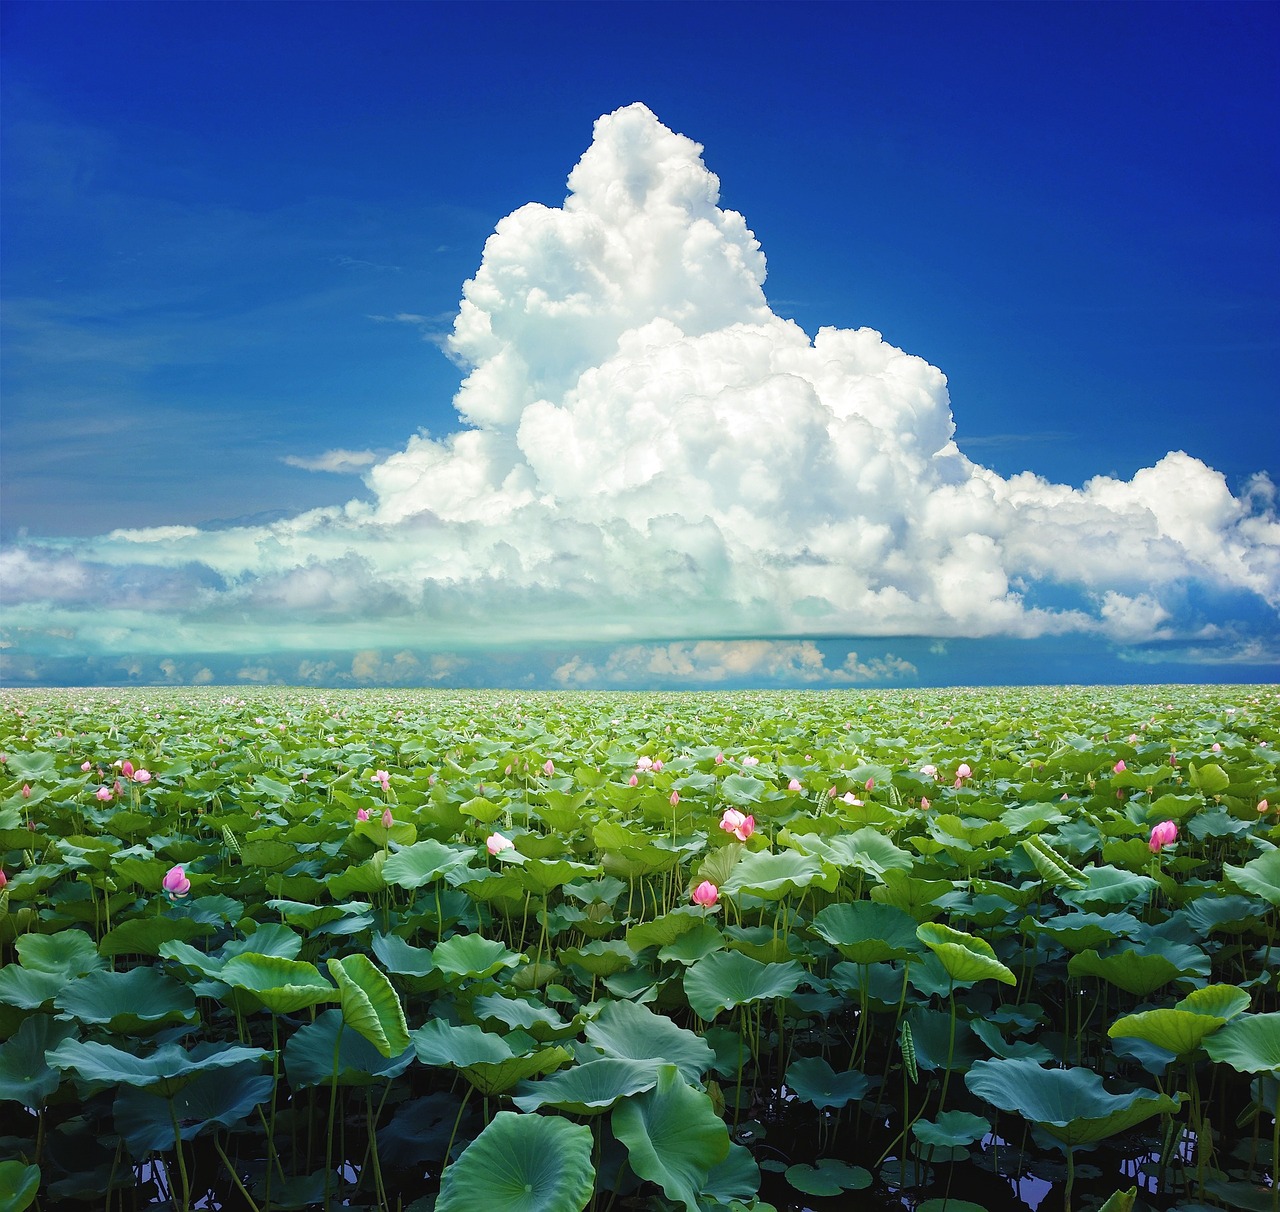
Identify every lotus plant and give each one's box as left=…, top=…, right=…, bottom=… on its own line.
left=720, top=808, right=755, bottom=842
left=161, top=864, right=191, bottom=900
left=692, top=880, right=719, bottom=907
left=1149, top=820, right=1178, bottom=853
left=487, top=832, right=514, bottom=856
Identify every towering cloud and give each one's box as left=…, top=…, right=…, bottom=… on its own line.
left=2, top=103, right=1277, bottom=672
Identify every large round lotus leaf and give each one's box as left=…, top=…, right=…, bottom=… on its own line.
left=584, top=1000, right=714, bottom=1082
left=381, top=839, right=471, bottom=889
left=916, top=923, right=1016, bottom=986
left=810, top=901, right=920, bottom=964
left=785, top=1158, right=872, bottom=1196
left=1202, top=1013, right=1280, bottom=1073
left=326, top=953, right=409, bottom=1059
left=1024, top=911, right=1139, bottom=954
left=911, top=1110, right=991, bottom=1149
left=659, top=922, right=725, bottom=965
left=1224, top=851, right=1280, bottom=907
left=473, top=993, right=577, bottom=1042
left=113, top=1062, right=274, bottom=1153
left=219, top=953, right=337, bottom=1014
left=284, top=1009, right=415, bottom=1089
left=0, top=965, right=66, bottom=1011
left=462, top=1045, right=573, bottom=1097
left=625, top=908, right=704, bottom=951
left=413, top=1019, right=516, bottom=1069
left=683, top=952, right=805, bottom=1020
left=1061, top=865, right=1157, bottom=910
left=785, top=1056, right=868, bottom=1108
left=432, top=934, right=523, bottom=981
left=1176, top=984, right=1251, bottom=1021
left=1068, top=949, right=1183, bottom=997
left=512, top=1057, right=660, bottom=1115
left=722, top=850, right=837, bottom=900
left=558, top=940, right=635, bottom=976
left=435, top=1109, right=595, bottom=1212
left=14, top=930, right=103, bottom=979
left=0, top=1161, right=39, bottom=1212
left=1109, top=1009, right=1225, bottom=1056
left=869, top=870, right=953, bottom=920
left=517, top=858, right=602, bottom=896
left=221, top=922, right=304, bottom=960
left=98, top=916, right=208, bottom=958
left=0, top=1015, right=77, bottom=1107
left=612, top=1064, right=731, bottom=1210
left=54, top=966, right=199, bottom=1034
left=965, top=1058, right=1179, bottom=1147
left=46, top=1038, right=269, bottom=1098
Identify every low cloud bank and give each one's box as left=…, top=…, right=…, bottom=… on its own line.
left=2, top=104, right=1277, bottom=678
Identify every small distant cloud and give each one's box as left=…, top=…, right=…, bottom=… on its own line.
left=330, top=255, right=402, bottom=272
left=282, top=449, right=379, bottom=474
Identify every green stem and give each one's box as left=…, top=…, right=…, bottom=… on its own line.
left=214, top=1135, right=263, bottom=1212
left=324, top=1022, right=344, bottom=1211
left=167, top=1097, right=192, bottom=1212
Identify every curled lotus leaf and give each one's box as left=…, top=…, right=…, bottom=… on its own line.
left=1202, top=1013, right=1280, bottom=1074
left=916, top=923, right=1016, bottom=987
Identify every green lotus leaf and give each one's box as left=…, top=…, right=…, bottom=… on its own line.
left=784, top=1056, right=869, bottom=1108
left=382, top=838, right=472, bottom=889
left=98, top=916, right=209, bottom=958
left=413, top=1019, right=517, bottom=1069
left=1061, top=865, right=1158, bottom=910
left=721, top=772, right=766, bottom=806
left=284, top=1008, right=415, bottom=1089
left=911, top=1110, right=991, bottom=1149
left=113, top=1062, right=274, bottom=1153
left=625, top=907, right=704, bottom=951
left=0, top=965, right=67, bottom=1010
left=810, top=901, right=920, bottom=964
left=326, top=953, right=409, bottom=1058
left=721, top=849, right=837, bottom=899
left=1095, top=1189, right=1137, bottom=1212
left=969, top=1019, right=1053, bottom=1063
left=1188, top=761, right=1230, bottom=795
left=584, top=1000, right=715, bottom=1082
left=1068, top=945, right=1199, bottom=997
left=917, top=923, right=1016, bottom=986
left=821, top=827, right=915, bottom=880
left=785, top=1157, right=872, bottom=1196
left=868, top=870, right=953, bottom=920
left=55, top=966, right=200, bottom=1034
left=1176, top=983, right=1251, bottom=1021
left=1109, top=1006, right=1223, bottom=1057
left=435, top=1110, right=595, bottom=1212
left=14, top=930, right=103, bottom=979
left=0, top=1015, right=77, bottom=1107
left=1021, top=836, right=1087, bottom=888
left=371, top=932, right=436, bottom=978
left=472, top=993, right=577, bottom=1041
left=518, top=858, right=602, bottom=896
left=558, top=939, right=635, bottom=976
left=1224, top=850, right=1280, bottom=907
left=512, top=1057, right=660, bottom=1114
left=915, top=1202, right=989, bottom=1212
left=965, top=1058, right=1179, bottom=1147
left=432, top=933, right=523, bottom=981
left=0, top=1161, right=39, bottom=1212
left=1201, top=1013, right=1280, bottom=1073
left=1023, top=911, right=1139, bottom=953
left=463, top=1045, right=573, bottom=1097
left=658, top=922, right=725, bottom=965
left=612, top=1064, right=731, bottom=1210
left=702, top=1142, right=763, bottom=1207
left=683, top=951, right=805, bottom=1019
left=47, top=1038, right=270, bottom=1098
left=219, top=953, right=337, bottom=1014
left=238, top=838, right=297, bottom=869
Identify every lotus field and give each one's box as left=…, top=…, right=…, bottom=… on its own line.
left=1, top=685, right=1278, bottom=1212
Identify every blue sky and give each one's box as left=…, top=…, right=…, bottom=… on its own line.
left=1, top=0, right=1277, bottom=689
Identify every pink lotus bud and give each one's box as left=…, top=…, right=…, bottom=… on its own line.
left=920, top=796, right=930, bottom=811
left=691, top=881, right=719, bottom=907
left=788, top=778, right=802, bottom=791
left=162, top=864, right=191, bottom=899
left=381, top=808, right=393, bottom=829
left=487, top=832, right=514, bottom=856
left=21, top=784, right=30, bottom=798
left=865, top=778, right=875, bottom=791
left=628, top=774, right=638, bottom=786
left=121, top=761, right=134, bottom=778
left=428, top=774, right=436, bottom=786
left=1114, top=760, right=1126, bottom=774
left=714, top=753, right=725, bottom=765
left=95, top=786, right=113, bottom=802
left=1127, top=734, right=1139, bottom=744
left=652, top=759, right=664, bottom=773
left=133, top=769, right=152, bottom=784
left=356, top=808, right=370, bottom=822
left=1211, top=743, right=1221, bottom=753
left=669, top=791, right=680, bottom=807
left=1257, top=799, right=1269, bottom=814
left=0, top=870, right=6, bottom=890
left=81, top=761, right=92, bottom=772
left=1149, top=820, right=1178, bottom=853
left=719, top=808, right=754, bottom=841
left=956, top=763, right=972, bottom=780
left=827, top=786, right=836, bottom=798
left=543, top=759, right=555, bottom=777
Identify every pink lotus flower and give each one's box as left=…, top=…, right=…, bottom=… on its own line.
left=81, top=761, right=92, bottom=772
left=720, top=808, right=755, bottom=841
left=121, top=761, right=134, bottom=778
left=669, top=790, right=680, bottom=807
left=95, top=786, right=112, bottom=802
left=1113, top=760, right=1127, bottom=774
left=741, top=755, right=759, bottom=767
left=1127, top=734, right=1139, bottom=744
left=543, top=759, right=555, bottom=777
left=691, top=880, right=719, bottom=907
left=787, top=778, right=802, bottom=791
left=1211, top=743, right=1221, bottom=753
left=356, top=808, right=370, bottom=822
left=381, top=808, right=394, bottom=828
left=841, top=792, right=863, bottom=806
left=920, top=764, right=937, bottom=778
left=487, top=832, right=514, bottom=856
left=954, top=763, right=972, bottom=788
left=371, top=769, right=390, bottom=790
left=162, top=864, right=191, bottom=899
left=636, top=756, right=654, bottom=772
left=1149, top=820, right=1178, bottom=853
left=133, top=769, right=152, bottom=784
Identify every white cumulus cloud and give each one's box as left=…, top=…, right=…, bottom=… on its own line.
left=1, top=102, right=1277, bottom=670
